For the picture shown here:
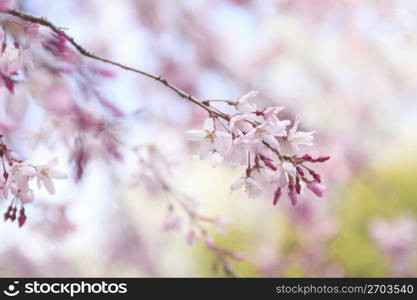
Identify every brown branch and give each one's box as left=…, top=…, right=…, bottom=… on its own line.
left=6, top=9, right=228, bottom=120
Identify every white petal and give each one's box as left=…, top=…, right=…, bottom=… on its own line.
left=47, top=157, right=59, bottom=168
left=246, top=178, right=262, bottom=198
left=214, top=132, right=232, bottom=155
left=203, top=118, right=215, bottom=131
left=263, top=134, right=280, bottom=148
left=230, top=177, right=245, bottom=191
left=42, top=177, right=56, bottom=195
left=289, top=116, right=301, bottom=136
left=263, top=106, right=284, bottom=117
left=209, top=152, right=224, bottom=167
left=237, top=92, right=258, bottom=113
left=19, top=190, right=34, bottom=204
left=238, top=90, right=258, bottom=104
left=48, top=169, right=68, bottom=179
left=186, top=130, right=205, bottom=141
left=268, top=121, right=290, bottom=136
left=282, top=161, right=296, bottom=176
left=199, top=139, right=212, bottom=159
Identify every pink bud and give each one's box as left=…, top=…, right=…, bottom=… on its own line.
left=259, top=153, right=276, bottom=170
left=316, top=156, right=330, bottom=162
left=296, top=166, right=304, bottom=176
left=273, top=187, right=281, bottom=205
left=309, top=169, right=321, bottom=183
left=302, top=154, right=313, bottom=161
left=307, top=182, right=326, bottom=198
left=18, top=207, right=26, bottom=227
left=289, top=190, right=297, bottom=206
left=262, top=158, right=277, bottom=171
left=3, top=205, right=12, bottom=221
left=295, top=176, right=301, bottom=194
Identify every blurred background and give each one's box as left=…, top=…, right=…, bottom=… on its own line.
left=0, top=0, right=417, bottom=277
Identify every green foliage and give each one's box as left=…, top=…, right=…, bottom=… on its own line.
left=330, top=159, right=417, bottom=276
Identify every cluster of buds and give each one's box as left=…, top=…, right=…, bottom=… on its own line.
left=0, top=136, right=67, bottom=226
left=187, top=91, right=330, bottom=206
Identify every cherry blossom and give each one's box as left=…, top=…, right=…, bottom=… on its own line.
left=187, top=118, right=232, bottom=167
left=235, top=90, right=258, bottom=114
left=0, top=137, right=67, bottom=227
left=230, top=175, right=262, bottom=198
left=285, top=116, right=316, bottom=153
left=187, top=91, right=330, bottom=206
left=35, top=157, right=68, bottom=195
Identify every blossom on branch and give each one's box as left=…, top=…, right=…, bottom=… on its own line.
left=186, top=118, right=232, bottom=167
left=187, top=91, right=330, bottom=206
left=0, top=138, right=67, bottom=227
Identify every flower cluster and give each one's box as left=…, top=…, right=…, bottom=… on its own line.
left=187, top=91, right=330, bottom=205
left=0, top=137, right=67, bottom=227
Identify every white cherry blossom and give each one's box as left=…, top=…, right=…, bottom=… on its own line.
left=240, top=119, right=288, bottom=155
left=35, top=157, right=68, bottom=195
left=286, top=116, right=315, bottom=153
left=230, top=175, right=262, bottom=198
left=235, top=90, right=258, bottom=114
left=187, top=118, right=232, bottom=167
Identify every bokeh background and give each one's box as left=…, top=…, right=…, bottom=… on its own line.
left=1, top=0, right=417, bottom=277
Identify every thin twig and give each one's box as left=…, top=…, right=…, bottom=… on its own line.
left=6, top=9, right=228, bottom=120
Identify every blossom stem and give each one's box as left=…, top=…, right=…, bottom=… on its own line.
left=5, top=9, right=228, bottom=119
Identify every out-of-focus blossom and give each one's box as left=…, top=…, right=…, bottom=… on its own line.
left=35, top=157, right=68, bottom=195
left=0, top=0, right=14, bottom=12
left=1, top=138, right=67, bottom=227
left=369, top=216, right=417, bottom=276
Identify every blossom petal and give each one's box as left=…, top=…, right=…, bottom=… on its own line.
left=203, top=118, right=215, bottom=131
left=47, top=157, right=59, bottom=168
left=209, top=151, right=223, bottom=167
left=48, top=169, right=67, bottom=179
left=199, top=139, right=212, bottom=159
left=42, top=177, right=56, bottom=195
left=186, top=130, right=206, bottom=141
left=214, top=132, right=232, bottom=155
left=230, top=177, right=245, bottom=191
left=246, top=178, right=262, bottom=198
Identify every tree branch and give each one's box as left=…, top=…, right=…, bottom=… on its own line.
left=6, top=9, right=228, bottom=119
